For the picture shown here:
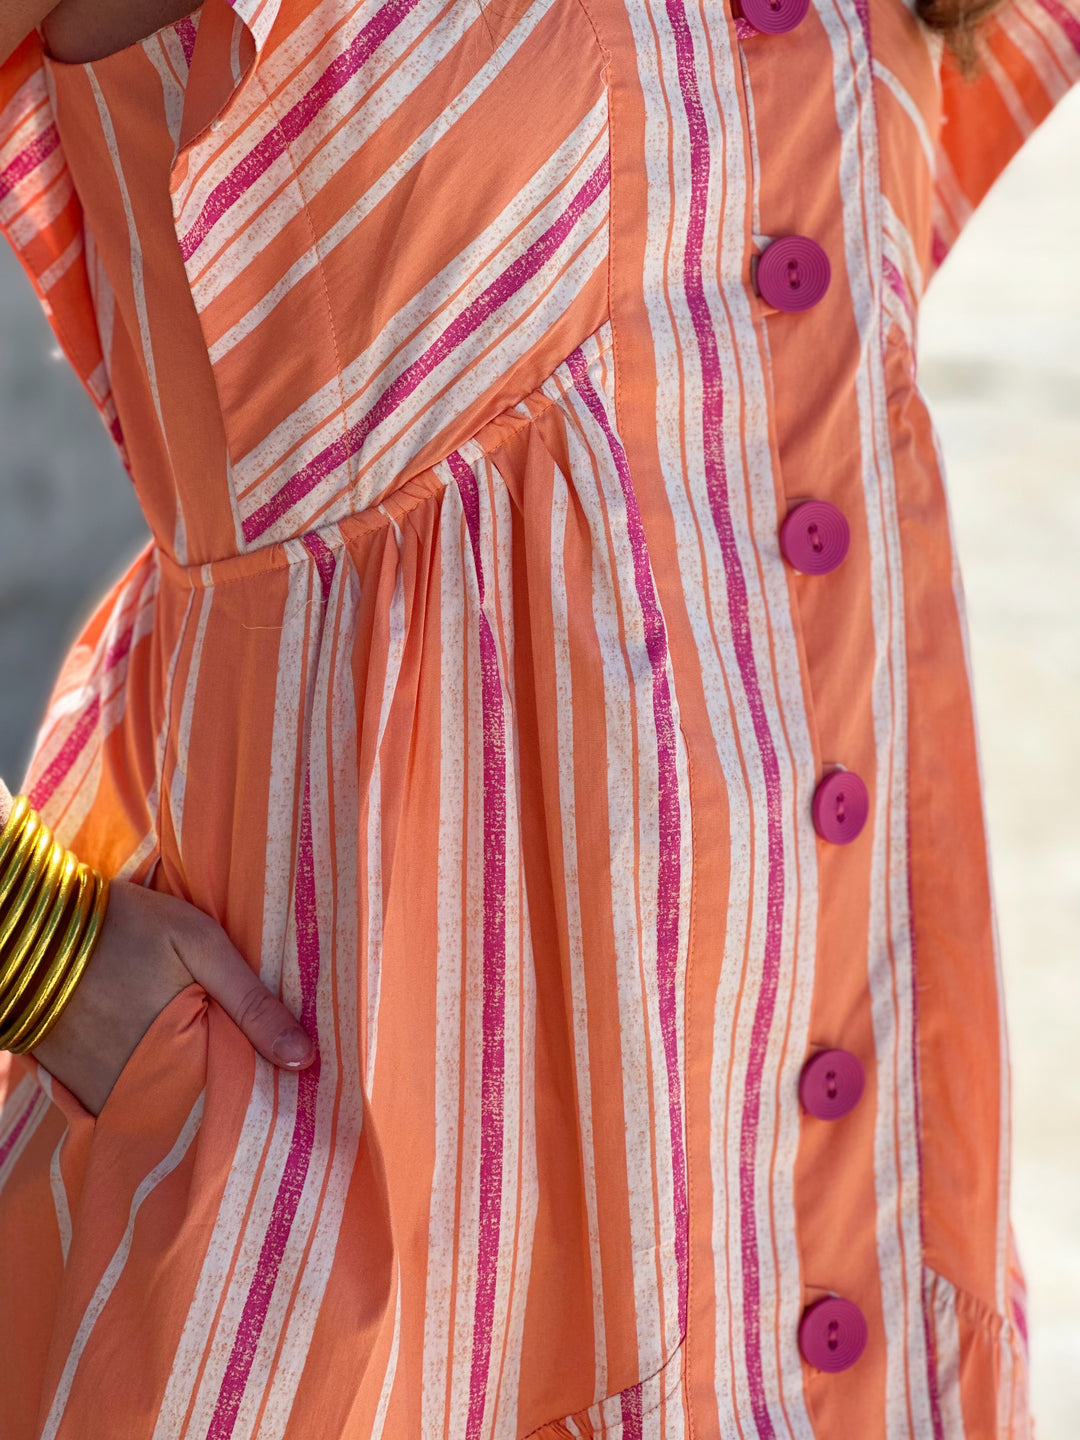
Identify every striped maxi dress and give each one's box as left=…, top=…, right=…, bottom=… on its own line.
left=0, top=0, right=1077, bottom=1435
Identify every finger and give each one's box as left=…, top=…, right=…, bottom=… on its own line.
left=179, top=924, right=316, bottom=1069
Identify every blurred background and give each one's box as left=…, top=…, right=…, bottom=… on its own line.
left=1, top=82, right=1078, bottom=1435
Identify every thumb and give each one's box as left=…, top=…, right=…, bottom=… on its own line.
left=179, top=919, right=316, bottom=1070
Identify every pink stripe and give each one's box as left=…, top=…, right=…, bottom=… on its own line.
left=620, top=1381, right=644, bottom=1439
left=1034, top=0, right=1080, bottom=53
left=302, top=531, right=337, bottom=599
left=0, top=123, right=61, bottom=204
left=241, top=155, right=610, bottom=545
left=448, top=452, right=507, bottom=1440
left=175, top=13, right=200, bottom=65
left=0, top=1089, right=45, bottom=1175
left=882, top=256, right=913, bottom=327
left=28, top=696, right=100, bottom=812
left=178, top=0, right=423, bottom=262
left=663, top=1, right=784, bottom=1429
left=29, top=617, right=138, bottom=811
left=207, top=550, right=336, bottom=1437
left=567, top=349, right=688, bottom=1337
left=1011, top=1291, right=1029, bottom=1353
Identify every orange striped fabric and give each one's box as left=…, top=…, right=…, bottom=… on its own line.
left=0, top=0, right=1076, bottom=1435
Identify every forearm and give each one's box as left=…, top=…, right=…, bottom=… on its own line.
left=0, top=0, right=55, bottom=67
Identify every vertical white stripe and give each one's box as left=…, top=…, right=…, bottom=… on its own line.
left=548, top=473, right=608, bottom=1396
left=169, top=584, right=212, bottom=846
left=371, top=1264, right=402, bottom=1439
left=145, top=30, right=191, bottom=150
left=50, top=1137, right=73, bottom=1264
left=30, top=1072, right=73, bottom=1262
left=421, top=477, right=469, bottom=1434
left=927, top=1272, right=967, bottom=1440
left=365, top=517, right=406, bottom=1097
left=872, top=60, right=937, bottom=171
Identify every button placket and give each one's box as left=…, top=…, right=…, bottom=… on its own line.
left=736, top=0, right=871, bottom=1381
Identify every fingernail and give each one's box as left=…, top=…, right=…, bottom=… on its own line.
left=273, top=1026, right=313, bottom=1067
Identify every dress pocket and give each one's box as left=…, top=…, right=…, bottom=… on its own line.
left=32, top=985, right=266, bottom=1439
left=525, top=1340, right=687, bottom=1438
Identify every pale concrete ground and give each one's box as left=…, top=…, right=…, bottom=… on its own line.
left=0, top=79, right=1077, bottom=1437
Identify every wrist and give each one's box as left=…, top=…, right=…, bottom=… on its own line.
left=0, top=796, right=109, bottom=1055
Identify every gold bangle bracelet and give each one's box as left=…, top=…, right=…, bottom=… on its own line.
left=1, top=852, right=82, bottom=1051
left=0, top=795, right=31, bottom=872
left=0, top=867, right=88, bottom=1049
left=13, top=873, right=110, bottom=1055
left=0, top=809, right=43, bottom=915
left=1, top=862, right=88, bottom=1050
left=0, top=797, right=111, bottom=1057
left=0, top=822, right=57, bottom=979
left=0, top=833, right=66, bottom=995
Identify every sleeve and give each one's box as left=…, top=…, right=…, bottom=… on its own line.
left=932, top=0, right=1080, bottom=267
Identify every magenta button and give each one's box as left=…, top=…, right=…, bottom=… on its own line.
left=799, top=1297, right=868, bottom=1373
left=756, top=236, right=831, bottom=313
left=739, top=0, right=810, bottom=33
left=800, top=1049, right=865, bottom=1120
left=812, top=770, right=868, bottom=845
left=780, top=500, right=850, bottom=575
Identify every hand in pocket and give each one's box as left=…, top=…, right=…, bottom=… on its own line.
left=29, top=880, right=315, bottom=1115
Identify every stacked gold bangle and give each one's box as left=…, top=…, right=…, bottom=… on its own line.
left=0, top=796, right=109, bottom=1054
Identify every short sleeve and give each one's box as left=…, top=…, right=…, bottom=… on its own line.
left=0, top=31, right=125, bottom=457
left=932, top=0, right=1080, bottom=266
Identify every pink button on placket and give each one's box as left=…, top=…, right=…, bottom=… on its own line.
left=800, top=1049, right=865, bottom=1119
left=756, top=235, right=831, bottom=313
left=780, top=500, right=850, bottom=575
left=799, top=1297, right=868, bottom=1372
left=735, top=0, right=811, bottom=33
left=812, top=770, right=869, bottom=845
